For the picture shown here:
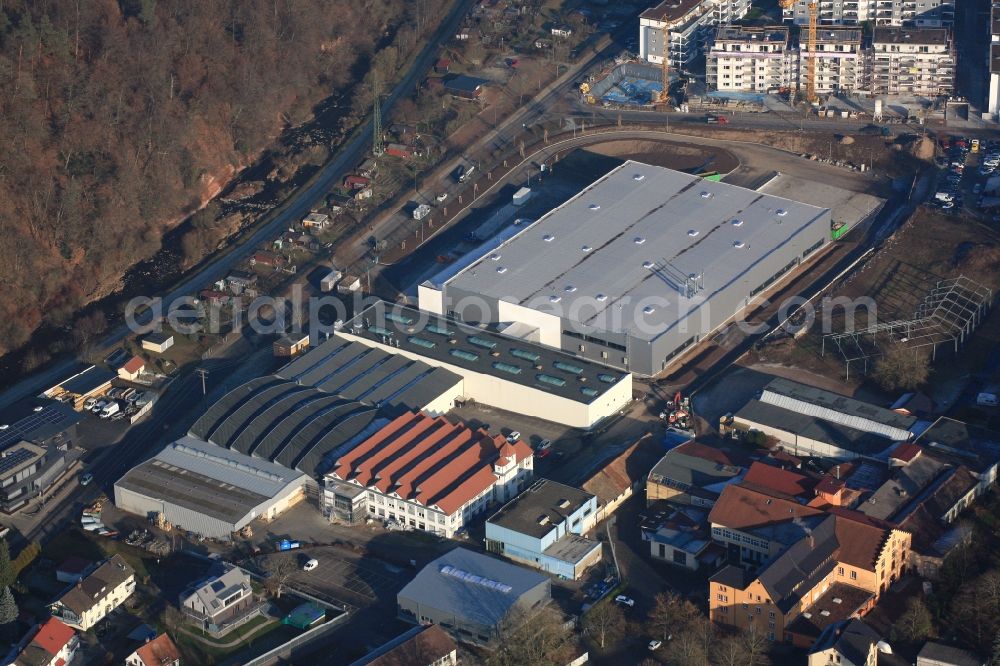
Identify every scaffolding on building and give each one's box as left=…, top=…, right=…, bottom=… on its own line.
left=822, top=275, right=993, bottom=379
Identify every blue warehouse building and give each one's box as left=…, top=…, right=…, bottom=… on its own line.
left=485, top=479, right=602, bottom=580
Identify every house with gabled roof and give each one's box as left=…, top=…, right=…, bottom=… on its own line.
left=180, top=564, right=259, bottom=638
left=13, top=617, right=78, bottom=666
left=48, top=554, right=135, bottom=631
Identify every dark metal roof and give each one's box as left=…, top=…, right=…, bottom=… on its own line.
left=735, top=400, right=893, bottom=455
left=54, top=366, right=115, bottom=396
left=487, top=479, right=594, bottom=539
left=344, top=302, right=629, bottom=404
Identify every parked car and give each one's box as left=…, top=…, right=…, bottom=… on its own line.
left=83, top=398, right=97, bottom=411
left=79, top=473, right=94, bottom=486
left=91, top=400, right=108, bottom=413
left=435, top=192, right=448, bottom=203
left=303, top=558, right=319, bottom=571
left=649, top=640, right=663, bottom=651
left=506, top=431, right=522, bottom=443
left=615, top=595, right=635, bottom=607
left=535, top=439, right=552, bottom=455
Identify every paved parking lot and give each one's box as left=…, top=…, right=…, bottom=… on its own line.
left=289, top=547, right=408, bottom=608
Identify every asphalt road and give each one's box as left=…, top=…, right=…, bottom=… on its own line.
left=0, top=0, right=476, bottom=411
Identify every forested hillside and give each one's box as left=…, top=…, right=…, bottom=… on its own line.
left=0, top=0, right=427, bottom=358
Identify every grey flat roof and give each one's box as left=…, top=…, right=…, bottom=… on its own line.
left=544, top=534, right=602, bottom=565
left=0, top=398, right=82, bottom=449
left=488, top=479, right=595, bottom=539
left=344, top=302, right=629, bottom=404
left=736, top=400, right=893, bottom=455
left=757, top=174, right=884, bottom=233
left=874, top=27, right=950, bottom=46
left=398, top=548, right=549, bottom=630
left=917, top=642, right=982, bottom=666
left=440, top=161, right=828, bottom=343
left=916, top=417, right=1000, bottom=475
left=115, top=436, right=306, bottom=524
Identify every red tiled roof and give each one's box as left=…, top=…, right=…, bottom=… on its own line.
left=331, top=412, right=532, bottom=515
left=133, top=633, right=181, bottom=666
left=708, top=484, right=824, bottom=531
left=890, top=442, right=922, bottom=463
left=832, top=512, right=893, bottom=570
left=814, top=475, right=845, bottom=496
left=743, top=462, right=816, bottom=498
left=121, top=356, right=145, bottom=374
left=33, top=618, right=75, bottom=656
left=368, top=624, right=457, bottom=666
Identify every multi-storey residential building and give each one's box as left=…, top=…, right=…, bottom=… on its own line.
left=988, top=5, right=1000, bottom=118
left=13, top=618, right=79, bottom=666
left=640, top=0, right=752, bottom=71
left=485, top=479, right=602, bottom=580
left=796, top=27, right=867, bottom=94
left=49, top=555, right=135, bottom=631
left=709, top=511, right=910, bottom=646
left=707, top=27, right=793, bottom=92
left=782, top=0, right=953, bottom=27
left=323, top=411, right=534, bottom=538
left=871, top=27, right=955, bottom=96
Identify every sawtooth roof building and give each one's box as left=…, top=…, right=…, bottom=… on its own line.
left=418, top=161, right=831, bottom=376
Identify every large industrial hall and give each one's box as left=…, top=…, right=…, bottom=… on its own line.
left=418, top=160, right=832, bottom=376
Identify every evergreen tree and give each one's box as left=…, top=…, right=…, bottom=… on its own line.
left=0, top=541, right=14, bottom=590
left=0, top=586, right=18, bottom=625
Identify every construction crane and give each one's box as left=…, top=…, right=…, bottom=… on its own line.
left=779, top=0, right=819, bottom=104
left=659, top=22, right=670, bottom=104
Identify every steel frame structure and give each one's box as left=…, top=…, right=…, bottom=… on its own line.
left=822, top=276, right=993, bottom=379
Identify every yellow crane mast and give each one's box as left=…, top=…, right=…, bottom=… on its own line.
left=659, top=22, right=670, bottom=104
left=779, top=0, right=819, bottom=104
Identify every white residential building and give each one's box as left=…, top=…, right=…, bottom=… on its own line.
left=48, top=555, right=135, bottom=631
left=707, top=27, right=793, bottom=92
left=323, top=411, right=534, bottom=538
left=782, top=0, right=954, bottom=27
left=871, top=27, right=955, bottom=96
left=990, top=5, right=1000, bottom=118
left=796, top=27, right=866, bottom=94
left=640, top=0, right=751, bottom=70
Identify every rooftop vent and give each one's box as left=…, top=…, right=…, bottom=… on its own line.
left=633, top=174, right=645, bottom=181
left=734, top=240, right=746, bottom=248
left=565, top=285, right=577, bottom=292
left=490, top=253, right=501, bottom=261
left=701, top=191, right=712, bottom=198
left=558, top=499, right=571, bottom=509
left=581, top=245, right=592, bottom=252
left=538, top=515, right=550, bottom=525
left=544, top=234, right=555, bottom=242
left=549, top=295, right=561, bottom=303
left=496, top=266, right=507, bottom=274
left=589, top=204, right=601, bottom=210
left=596, top=294, right=608, bottom=302
left=732, top=219, right=744, bottom=227
left=833, top=597, right=843, bottom=604
left=820, top=610, right=831, bottom=617
left=643, top=305, right=656, bottom=314
left=634, top=237, right=646, bottom=245
left=777, top=208, right=788, bottom=216
left=688, top=229, right=699, bottom=237
left=803, top=612, right=812, bottom=619
left=643, top=260, right=655, bottom=269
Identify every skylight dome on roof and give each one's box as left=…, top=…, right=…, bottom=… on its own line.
left=688, top=229, right=699, bottom=237
left=549, top=295, right=561, bottom=303
left=490, top=253, right=501, bottom=261
left=634, top=237, right=646, bottom=245
left=633, top=174, right=645, bottom=181
left=596, top=294, right=607, bottom=302
left=643, top=305, right=656, bottom=314
left=589, top=204, right=600, bottom=210
left=565, top=285, right=577, bottom=292
left=732, top=219, right=744, bottom=227
left=496, top=266, right=507, bottom=274
left=581, top=245, right=591, bottom=252
left=734, top=240, right=745, bottom=248
left=643, top=261, right=654, bottom=269
left=701, top=191, right=712, bottom=198
left=777, top=209, right=788, bottom=216
left=543, top=234, right=555, bottom=242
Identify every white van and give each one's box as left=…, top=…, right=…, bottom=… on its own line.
left=977, top=392, right=999, bottom=407
left=100, top=401, right=121, bottom=419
